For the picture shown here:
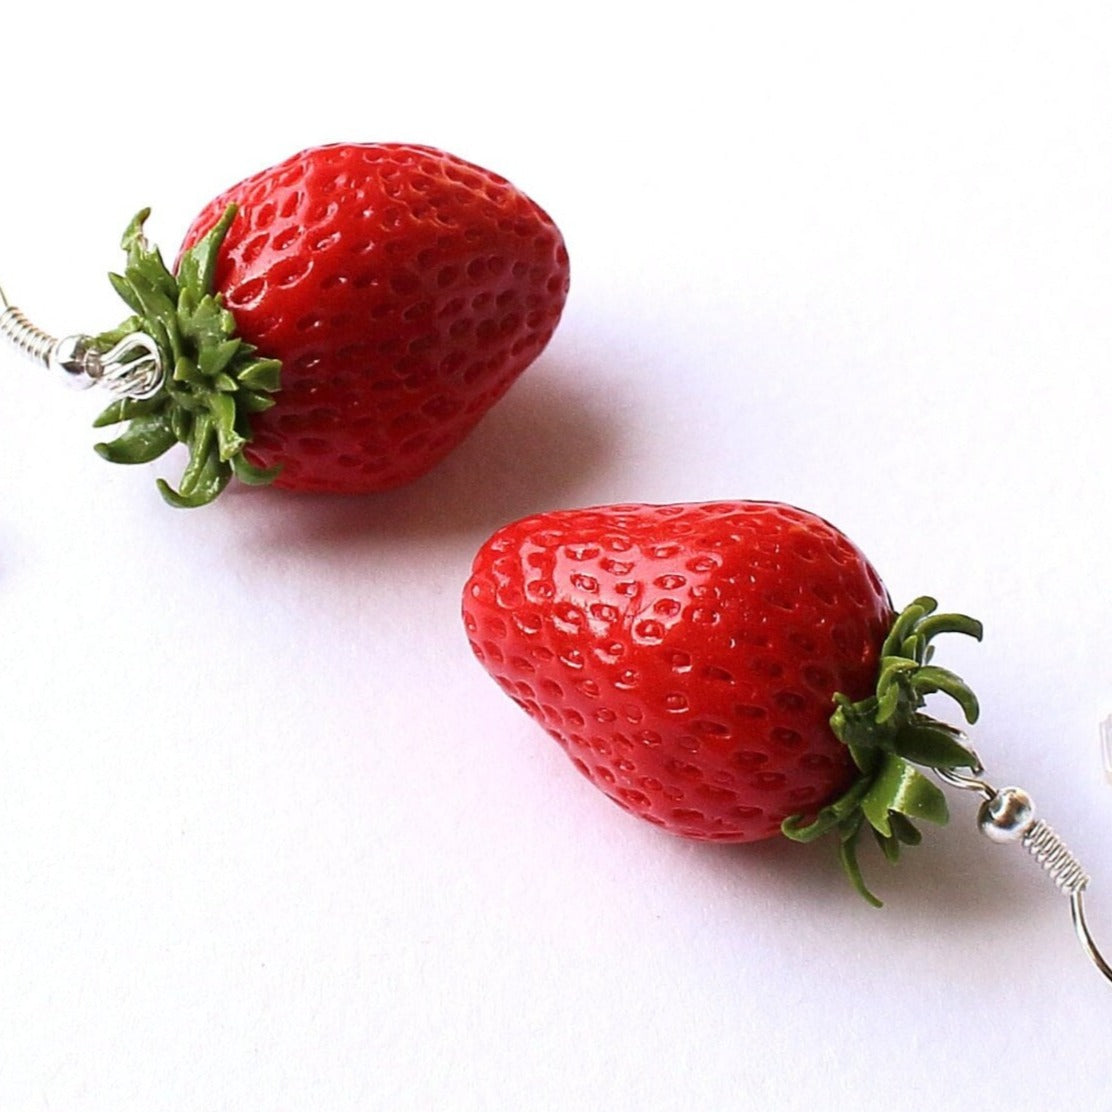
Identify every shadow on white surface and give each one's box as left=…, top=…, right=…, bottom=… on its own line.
left=673, top=796, right=1036, bottom=933
left=219, top=358, right=632, bottom=554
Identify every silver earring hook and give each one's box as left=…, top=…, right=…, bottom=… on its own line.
left=1073, top=890, right=1112, bottom=981
left=0, top=284, right=163, bottom=399
left=936, top=753, right=1112, bottom=986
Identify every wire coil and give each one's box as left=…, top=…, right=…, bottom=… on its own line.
left=1024, top=820, right=1090, bottom=897
left=0, top=299, right=56, bottom=366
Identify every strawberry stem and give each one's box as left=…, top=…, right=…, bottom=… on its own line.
left=92, top=207, right=282, bottom=507
left=781, top=596, right=982, bottom=905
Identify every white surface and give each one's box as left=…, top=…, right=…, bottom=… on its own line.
left=2, top=3, right=1111, bottom=1109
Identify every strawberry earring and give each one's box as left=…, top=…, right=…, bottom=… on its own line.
left=1, top=143, right=570, bottom=506
left=461, top=499, right=1112, bottom=984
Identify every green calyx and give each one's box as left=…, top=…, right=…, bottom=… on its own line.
left=781, top=597, right=983, bottom=907
left=92, top=206, right=282, bottom=508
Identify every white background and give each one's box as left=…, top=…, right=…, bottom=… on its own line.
left=2, top=3, right=1110, bottom=1108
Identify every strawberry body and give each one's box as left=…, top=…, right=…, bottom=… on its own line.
left=463, top=501, right=895, bottom=842
left=173, top=142, right=569, bottom=494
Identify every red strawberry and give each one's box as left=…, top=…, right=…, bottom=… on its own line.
left=90, top=143, right=570, bottom=506
left=462, top=500, right=982, bottom=903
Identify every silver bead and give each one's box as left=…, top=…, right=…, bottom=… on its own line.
left=47, top=334, right=96, bottom=389
left=978, top=786, right=1037, bottom=843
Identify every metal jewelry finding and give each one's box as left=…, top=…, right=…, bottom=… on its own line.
left=935, top=755, right=1112, bottom=984
left=0, top=286, right=163, bottom=399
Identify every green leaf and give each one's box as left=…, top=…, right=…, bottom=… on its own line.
left=899, top=773, right=949, bottom=826
left=838, top=821, right=882, bottom=908
left=184, top=295, right=234, bottom=351
left=782, top=796, right=849, bottom=842
left=94, top=412, right=176, bottom=464
left=781, top=807, right=843, bottom=843
left=893, top=721, right=978, bottom=769
left=120, top=207, right=152, bottom=251
left=108, top=273, right=145, bottom=316
left=180, top=204, right=237, bottom=295
left=887, top=813, right=922, bottom=846
left=123, top=238, right=178, bottom=316
left=880, top=597, right=934, bottom=657
left=781, top=776, right=873, bottom=843
left=879, top=656, right=919, bottom=674
left=860, top=754, right=951, bottom=836
left=210, top=393, right=246, bottom=461
left=860, top=761, right=898, bottom=838
left=93, top=393, right=165, bottom=429
left=199, top=340, right=242, bottom=380
left=231, top=452, right=282, bottom=486
left=170, top=406, right=192, bottom=444
left=874, top=828, right=901, bottom=864
left=910, top=665, right=980, bottom=723
left=156, top=464, right=230, bottom=509
left=173, top=355, right=206, bottom=387
left=918, top=612, right=984, bottom=643
left=159, top=413, right=231, bottom=507
left=831, top=695, right=883, bottom=749
left=240, top=391, right=277, bottom=414
left=179, top=413, right=216, bottom=491
left=239, top=358, right=283, bottom=392
left=876, top=680, right=902, bottom=725
left=846, top=742, right=879, bottom=775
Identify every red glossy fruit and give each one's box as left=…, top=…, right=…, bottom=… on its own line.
left=94, top=143, right=570, bottom=506
left=462, top=500, right=982, bottom=902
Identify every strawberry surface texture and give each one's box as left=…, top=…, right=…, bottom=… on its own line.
left=178, top=143, right=570, bottom=493
left=463, top=501, right=895, bottom=843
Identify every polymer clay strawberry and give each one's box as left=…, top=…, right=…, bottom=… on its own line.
left=88, top=143, right=569, bottom=506
left=462, top=500, right=982, bottom=904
